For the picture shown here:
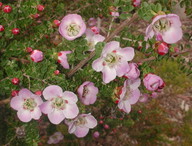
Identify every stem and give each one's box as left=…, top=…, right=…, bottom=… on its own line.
left=67, top=13, right=139, bottom=77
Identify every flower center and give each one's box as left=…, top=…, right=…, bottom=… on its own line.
left=52, top=97, right=67, bottom=110
left=88, top=41, right=95, bottom=50
left=76, top=117, right=87, bottom=126
left=67, top=23, right=80, bottom=37
left=23, top=98, right=37, bottom=111
left=82, top=85, right=89, bottom=98
left=104, top=52, right=121, bottom=67
left=153, top=18, right=171, bottom=33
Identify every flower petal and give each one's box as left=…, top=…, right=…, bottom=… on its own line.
left=10, top=96, right=24, bottom=110
left=31, top=107, right=42, bottom=120
left=40, top=101, right=53, bottom=114
left=74, top=126, right=89, bottom=138
left=128, top=88, right=140, bottom=104
left=58, top=51, right=72, bottom=69
left=48, top=109, right=65, bottom=124
left=117, top=47, right=135, bottom=61
left=19, top=89, right=33, bottom=99
left=63, top=103, right=79, bottom=119
left=84, top=114, right=97, bottom=128
left=128, top=78, right=141, bottom=90
left=17, top=109, right=32, bottom=122
left=63, top=91, right=78, bottom=103
left=68, top=123, right=77, bottom=134
left=102, top=41, right=120, bottom=57
left=43, top=85, right=63, bottom=100
left=115, top=60, right=129, bottom=77
left=102, top=66, right=116, bottom=83
left=162, top=26, right=183, bottom=44
left=145, top=24, right=154, bottom=39
left=118, top=100, right=131, bottom=113
left=92, top=58, right=104, bottom=72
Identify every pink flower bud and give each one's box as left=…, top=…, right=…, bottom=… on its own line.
left=12, top=28, right=20, bottom=35
left=104, top=124, right=109, bottom=129
left=35, top=90, right=42, bottom=96
left=93, top=131, right=100, bottom=138
left=124, top=63, right=140, bottom=80
left=157, top=42, right=169, bottom=55
left=11, top=78, right=20, bottom=85
left=54, top=70, right=60, bottom=75
left=132, top=0, right=141, bottom=7
left=30, top=50, right=44, bottom=63
left=0, top=25, right=5, bottom=32
left=3, top=5, right=12, bottom=13
left=143, top=73, right=165, bottom=91
left=11, top=90, right=19, bottom=97
left=37, top=5, right=45, bottom=12
left=53, top=20, right=61, bottom=27
left=26, top=47, right=33, bottom=53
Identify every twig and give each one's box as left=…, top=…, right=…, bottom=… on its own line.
left=0, top=98, right=10, bottom=106
left=10, top=57, right=30, bottom=64
left=23, top=74, right=51, bottom=85
left=67, top=13, right=139, bottom=77
left=107, top=17, right=115, bottom=37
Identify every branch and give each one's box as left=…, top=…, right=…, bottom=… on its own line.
left=67, top=13, right=139, bottom=77
left=0, top=98, right=10, bottom=106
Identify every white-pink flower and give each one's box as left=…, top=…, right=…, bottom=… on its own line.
left=77, top=81, right=98, bottom=105
left=30, top=50, right=43, bottom=63
left=40, top=85, right=79, bottom=125
left=146, top=14, right=183, bottom=44
left=92, top=41, right=135, bottom=83
left=59, top=14, right=86, bottom=41
left=124, top=63, right=140, bottom=80
left=10, top=89, right=43, bottom=122
left=47, top=132, right=64, bottom=144
left=85, top=28, right=105, bottom=51
left=118, top=79, right=141, bottom=113
left=65, top=114, right=97, bottom=138
left=143, top=73, right=165, bottom=91
left=58, top=51, right=72, bottom=69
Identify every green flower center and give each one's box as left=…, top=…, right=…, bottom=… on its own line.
left=76, top=117, right=87, bottom=126
left=52, top=97, right=67, bottom=110
left=82, top=86, right=89, bottom=98
left=23, top=98, right=37, bottom=111
left=104, top=52, right=121, bottom=67
left=67, top=23, right=80, bottom=37
left=153, top=18, right=171, bottom=33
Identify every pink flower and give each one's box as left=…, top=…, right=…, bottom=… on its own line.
left=10, top=89, right=43, bottom=122
left=65, top=114, right=97, bottom=138
left=85, top=28, right=105, bottom=51
left=157, top=42, right=169, bottom=55
left=58, top=51, right=72, bottom=69
left=59, top=14, right=86, bottom=41
left=88, top=18, right=97, bottom=27
left=132, top=0, right=141, bottom=7
left=92, top=41, right=135, bottom=83
left=30, top=50, right=43, bottom=63
left=40, top=85, right=79, bottom=124
left=124, top=63, right=140, bottom=80
left=143, top=73, right=165, bottom=91
left=118, top=79, right=141, bottom=113
left=77, top=81, right=98, bottom=105
left=47, top=132, right=64, bottom=144
left=146, top=14, right=183, bottom=44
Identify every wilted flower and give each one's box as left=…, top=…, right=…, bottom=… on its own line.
left=118, top=79, right=141, bottom=113
left=66, top=114, right=97, bottom=138
left=47, top=132, right=64, bottom=144
left=124, top=63, right=140, bottom=80
left=30, top=50, right=44, bottom=63
left=143, top=73, right=165, bottom=91
left=59, top=14, right=86, bottom=40
left=92, top=41, right=134, bottom=83
left=16, top=126, right=25, bottom=138
left=85, top=28, right=105, bottom=51
left=40, top=85, right=79, bottom=124
left=58, top=51, right=72, bottom=69
left=77, top=81, right=98, bottom=105
left=10, top=89, right=43, bottom=122
left=146, top=14, right=183, bottom=44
